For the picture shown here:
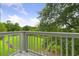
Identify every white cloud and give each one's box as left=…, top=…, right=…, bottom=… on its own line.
left=1, top=3, right=28, bottom=16
left=4, top=15, right=39, bottom=27
left=13, top=4, right=28, bottom=16
left=30, top=18, right=40, bottom=26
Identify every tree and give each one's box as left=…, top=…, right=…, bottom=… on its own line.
left=57, top=4, right=79, bottom=32
left=38, top=3, right=65, bottom=32
left=38, top=3, right=79, bottom=32
left=22, top=25, right=31, bottom=31
left=5, top=20, right=21, bottom=31
left=22, top=25, right=37, bottom=31
left=5, top=20, right=14, bottom=31
left=0, top=22, right=7, bottom=40
left=0, top=22, right=7, bottom=32
left=38, top=3, right=79, bottom=55
left=14, top=23, right=21, bottom=31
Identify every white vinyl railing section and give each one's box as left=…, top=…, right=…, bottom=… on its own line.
left=0, top=31, right=79, bottom=56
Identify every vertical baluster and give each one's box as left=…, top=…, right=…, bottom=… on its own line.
left=20, top=33, right=22, bottom=52
left=35, top=34, right=37, bottom=51
left=8, top=35, right=10, bottom=56
left=50, top=36, right=52, bottom=56
left=37, top=34, right=38, bottom=52
left=20, top=33, right=23, bottom=52
left=18, top=34, right=19, bottom=51
left=55, top=37, right=57, bottom=56
left=29, top=35, right=31, bottom=50
left=43, top=35, right=45, bottom=55
left=41, top=35, right=43, bottom=54
left=72, top=37, right=74, bottom=56
left=29, top=34, right=30, bottom=51
left=15, top=33, right=16, bottom=51
left=28, top=34, right=29, bottom=55
left=60, top=37, right=63, bottom=56
left=66, top=36, right=68, bottom=56
left=17, top=34, right=19, bottom=52
left=34, top=35, right=35, bottom=52
left=17, top=34, right=19, bottom=51
left=30, top=34, right=32, bottom=50
left=16, top=33, right=17, bottom=51
left=40, top=34, right=41, bottom=54
left=2, top=34, right=5, bottom=56
left=41, top=35, right=44, bottom=55
left=26, top=33, right=29, bottom=56
left=12, top=33, right=14, bottom=53
left=35, top=35, right=36, bottom=51
left=25, top=33, right=28, bottom=52
left=41, top=35, right=43, bottom=55
left=47, top=36, right=48, bottom=56
left=18, top=34, right=21, bottom=51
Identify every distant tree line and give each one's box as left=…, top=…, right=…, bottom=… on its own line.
left=0, top=20, right=37, bottom=32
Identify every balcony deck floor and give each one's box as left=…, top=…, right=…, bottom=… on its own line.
left=13, top=51, right=39, bottom=56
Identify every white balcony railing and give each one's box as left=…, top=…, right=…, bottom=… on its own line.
left=0, top=31, right=79, bottom=56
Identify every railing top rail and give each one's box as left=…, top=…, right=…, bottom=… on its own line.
left=0, top=31, right=79, bottom=38
left=0, top=31, right=26, bottom=34
left=26, top=31, right=79, bottom=38
left=26, top=31, right=79, bottom=34
left=0, top=31, right=79, bottom=34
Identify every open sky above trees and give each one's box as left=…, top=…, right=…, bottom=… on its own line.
left=0, top=3, right=45, bottom=27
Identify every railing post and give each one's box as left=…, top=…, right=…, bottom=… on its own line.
left=20, top=32, right=28, bottom=52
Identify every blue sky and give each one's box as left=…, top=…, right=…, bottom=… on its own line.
left=0, top=3, right=45, bottom=27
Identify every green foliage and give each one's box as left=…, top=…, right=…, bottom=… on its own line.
left=5, top=20, right=21, bottom=31
left=0, top=22, right=7, bottom=32
left=14, top=23, right=21, bottom=31
left=0, top=20, right=38, bottom=32
left=22, top=25, right=31, bottom=31
left=22, top=25, right=38, bottom=31
left=38, top=3, right=79, bottom=32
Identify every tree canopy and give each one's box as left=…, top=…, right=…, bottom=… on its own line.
left=38, top=3, right=79, bottom=32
